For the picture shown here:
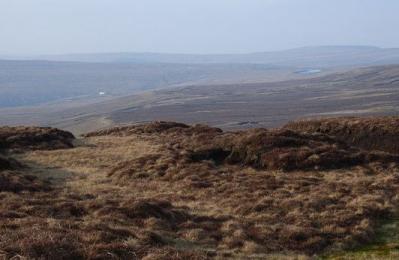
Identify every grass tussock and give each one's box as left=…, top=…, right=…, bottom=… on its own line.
left=109, top=125, right=399, bottom=180
left=0, top=126, right=75, bottom=151
left=2, top=119, right=399, bottom=258
left=0, top=171, right=51, bottom=193
left=284, top=116, right=399, bottom=153
left=84, top=121, right=222, bottom=138
left=99, top=121, right=399, bottom=255
left=0, top=155, right=50, bottom=193
left=0, top=190, right=217, bottom=259
left=217, top=128, right=399, bottom=171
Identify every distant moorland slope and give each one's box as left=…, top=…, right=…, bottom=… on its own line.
left=25, top=46, right=399, bottom=67
left=0, top=60, right=304, bottom=108
left=1, top=64, right=396, bottom=135
left=2, top=46, right=399, bottom=109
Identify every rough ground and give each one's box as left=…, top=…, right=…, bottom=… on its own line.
left=285, top=116, right=399, bottom=154
left=0, top=126, right=75, bottom=150
left=1, top=118, right=399, bottom=259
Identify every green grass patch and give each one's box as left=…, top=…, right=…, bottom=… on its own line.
left=323, top=218, right=399, bottom=259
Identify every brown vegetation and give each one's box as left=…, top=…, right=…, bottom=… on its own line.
left=2, top=118, right=399, bottom=258
left=0, top=192, right=213, bottom=259
left=0, top=126, right=73, bottom=195
left=0, top=170, right=50, bottom=193
left=0, top=126, right=75, bottom=151
left=284, top=116, right=399, bottom=154
left=0, top=155, right=49, bottom=193
left=216, top=128, right=399, bottom=171
left=90, top=120, right=399, bottom=256
left=0, top=155, right=22, bottom=171
left=106, top=122, right=399, bottom=176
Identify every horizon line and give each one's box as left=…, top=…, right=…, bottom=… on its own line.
left=1, top=45, right=397, bottom=58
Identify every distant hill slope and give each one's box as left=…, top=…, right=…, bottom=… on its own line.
left=2, top=46, right=399, bottom=108
left=100, top=65, right=399, bottom=131
left=0, top=60, right=319, bottom=108
left=29, top=46, right=399, bottom=67
left=1, top=64, right=399, bottom=135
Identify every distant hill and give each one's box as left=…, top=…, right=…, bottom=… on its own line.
left=100, top=64, right=399, bottom=132
left=0, top=60, right=307, bottom=108
left=2, top=46, right=399, bottom=108
left=27, top=46, right=399, bottom=68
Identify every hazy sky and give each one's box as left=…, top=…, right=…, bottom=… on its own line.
left=1, top=0, right=399, bottom=55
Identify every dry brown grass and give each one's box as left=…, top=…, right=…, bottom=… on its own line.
left=1, top=119, right=399, bottom=258
left=213, top=128, right=399, bottom=171
left=0, top=170, right=51, bottom=193
left=0, top=154, right=50, bottom=193
left=0, top=126, right=75, bottom=151
left=284, top=116, right=399, bottom=153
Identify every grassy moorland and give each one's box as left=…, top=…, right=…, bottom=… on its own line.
left=1, top=117, right=399, bottom=259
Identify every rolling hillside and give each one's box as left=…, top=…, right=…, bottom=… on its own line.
left=0, top=60, right=305, bottom=108
left=2, top=64, right=397, bottom=135
left=2, top=46, right=399, bottom=109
